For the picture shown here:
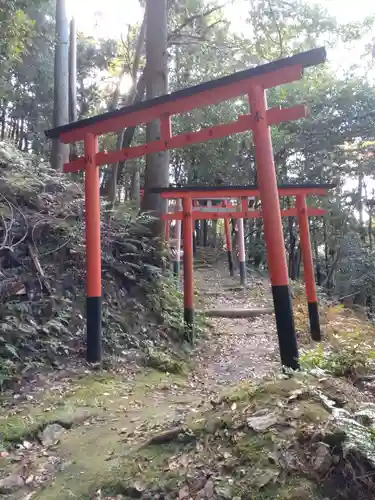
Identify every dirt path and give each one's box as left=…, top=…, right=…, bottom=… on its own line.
left=195, top=263, right=280, bottom=387
left=0, top=259, right=283, bottom=500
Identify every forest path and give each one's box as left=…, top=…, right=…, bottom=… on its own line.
left=0, top=257, right=283, bottom=500
left=193, top=260, right=280, bottom=388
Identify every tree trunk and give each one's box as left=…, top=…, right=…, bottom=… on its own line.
left=1, top=104, right=6, bottom=140
left=203, top=220, right=208, bottom=247
left=140, top=0, right=169, bottom=236
left=369, top=208, right=373, bottom=250
left=69, top=17, right=78, bottom=159
left=105, top=14, right=147, bottom=207
left=253, top=218, right=263, bottom=268
left=101, top=72, right=147, bottom=197
left=15, top=119, right=20, bottom=146
left=18, top=117, right=24, bottom=150
left=51, top=0, right=70, bottom=170
left=358, top=168, right=364, bottom=227
left=295, top=245, right=301, bottom=279
left=195, top=220, right=201, bottom=246
left=313, top=237, right=322, bottom=285
left=323, top=220, right=329, bottom=286
left=10, top=119, right=16, bottom=140
left=132, top=169, right=141, bottom=209
left=211, top=220, right=218, bottom=248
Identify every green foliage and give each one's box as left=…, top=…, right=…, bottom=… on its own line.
left=300, top=343, right=369, bottom=377
left=0, top=143, right=196, bottom=380
left=0, top=1, right=39, bottom=78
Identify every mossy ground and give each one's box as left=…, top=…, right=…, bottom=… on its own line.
left=0, top=368, right=194, bottom=499
left=0, top=369, right=188, bottom=443
left=62, top=374, right=360, bottom=500
left=26, top=372, right=372, bottom=500
left=3, top=269, right=375, bottom=500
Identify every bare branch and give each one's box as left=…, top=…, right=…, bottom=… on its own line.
left=170, top=3, right=227, bottom=37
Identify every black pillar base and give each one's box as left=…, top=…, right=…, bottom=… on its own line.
left=184, top=307, right=194, bottom=342
left=271, top=285, right=299, bottom=370
left=193, top=233, right=197, bottom=259
left=173, top=261, right=181, bottom=276
left=227, top=251, right=234, bottom=277
left=86, top=296, right=102, bottom=363
left=239, top=261, right=247, bottom=286
left=308, top=302, right=321, bottom=341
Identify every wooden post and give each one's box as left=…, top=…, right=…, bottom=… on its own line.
left=183, top=196, right=194, bottom=339
left=296, top=194, right=321, bottom=341
left=84, top=132, right=102, bottom=362
left=69, top=17, right=78, bottom=160
left=192, top=200, right=197, bottom=259
left=249, top=86, right=299, bottom=370
left=237, top=205, right=246, bottom=285
left=224, top=218, right=234, bottom=276
left=174, top=199, right=182, bottom=276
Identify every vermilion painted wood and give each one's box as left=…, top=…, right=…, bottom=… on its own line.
left=162, top=207, right=326, bottom=221
left=183, top=196, right=194, bottom=313
left=58, top=65, right=304, bottom=144
left=297, top=195, right=318, bottom=303
left=84, top=133, right=101, bottom=297
left=158, top=187, right=331, bottom=199
left=63, top=104, right=307, bottom=173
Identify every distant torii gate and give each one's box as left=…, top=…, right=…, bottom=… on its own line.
left=45, top=47, right=327, bottom=370
left=154, top=184, right=334, bottom=343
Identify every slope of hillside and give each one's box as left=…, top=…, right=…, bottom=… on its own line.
left=0, top=142, right=185, bottom=386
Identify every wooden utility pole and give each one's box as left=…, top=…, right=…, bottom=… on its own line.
left=69, top=17, right=78, bottom=123
left=51, top=0, right=70, bottom=170
left=69, top=17, right=78, bottom=158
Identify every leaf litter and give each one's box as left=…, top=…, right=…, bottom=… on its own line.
left=2, top=253, right=375, bottom=498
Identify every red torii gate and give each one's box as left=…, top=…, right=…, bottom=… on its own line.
left=155, top=184, right=333, bottom=342
left=45, top=46, right=327, bottom=370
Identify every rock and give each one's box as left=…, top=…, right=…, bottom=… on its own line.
left=178, top=485, right=190, bottom=499
left=312, top=442, right=332, bottom=474
left=215, top=485, right=232, bottom=499
left=39, top=423, right=67, bottom=446
left=247, top=410, right=278, bottom=432
left=0, top=473, right=24, bottom=493
left=251, top=468, right=279, bottom=488
left=354, top=405, right=375, bottom=427
left=287, top=389, right=305, bottom=402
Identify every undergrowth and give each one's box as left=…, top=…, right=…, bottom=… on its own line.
left=0, top=143, right=198, bottom=388
left=300, top=303, right=375, bottom=377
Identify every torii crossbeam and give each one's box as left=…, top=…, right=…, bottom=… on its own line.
left=45, top=47, right=327, bottom=370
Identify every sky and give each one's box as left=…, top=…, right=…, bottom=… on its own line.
left=66, top=0, right=375, bottom=74
left=67, top=0, right=374, bottom=42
